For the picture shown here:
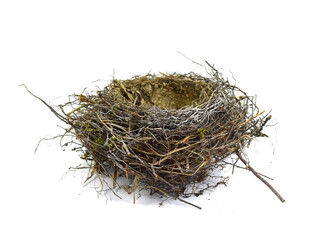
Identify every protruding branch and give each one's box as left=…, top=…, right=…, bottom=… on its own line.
left=236, top=150, right=285, bottom=203
left=20, top=84, right=70, bottom=125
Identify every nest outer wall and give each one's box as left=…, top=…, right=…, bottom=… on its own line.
left=60, top=70, right=271, bottom=201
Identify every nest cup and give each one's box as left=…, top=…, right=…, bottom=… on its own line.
left=62, top=70, right=271, bottom=202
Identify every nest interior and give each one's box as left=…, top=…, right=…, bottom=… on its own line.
left=110, top=73, right=214, bottom=109
left=56, top=70, right=271, bottom=202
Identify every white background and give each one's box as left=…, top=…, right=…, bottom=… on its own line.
left=1, top=0, right=323, bottom=239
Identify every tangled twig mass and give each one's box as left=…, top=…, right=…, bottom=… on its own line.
left=24, top=64, right=284, bottom=208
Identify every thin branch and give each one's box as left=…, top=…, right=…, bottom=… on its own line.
left=223, top=161, right=274, bottom=181
left=20, top=84, right=72, bottom=126
left=177, top=51, right=206, bottom=69
left=177, top=197, right=202, bottom=210
left=236, top=150, right=285, bottom=203
left=146, top=186, right=202, bottom=210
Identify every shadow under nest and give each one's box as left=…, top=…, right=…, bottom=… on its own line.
left=25, top=65, right=278, bottom=208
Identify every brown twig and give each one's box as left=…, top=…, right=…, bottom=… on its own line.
left=236, top=150, right=285, bottom=203
left=20, top=84, right=70, bottom=125
left=223, top=160, right=274, bottom=180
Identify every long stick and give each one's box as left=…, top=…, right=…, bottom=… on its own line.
left=21, top=84, right=70, bottom=125
left=236, top=150, right=285, bottom=203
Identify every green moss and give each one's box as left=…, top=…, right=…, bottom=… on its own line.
left=95, top=137, right=105, bottom=146
left=197, top=128, right=208, bottom=138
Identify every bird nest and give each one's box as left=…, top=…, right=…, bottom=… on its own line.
left=24, top=64, right=284, bottom=208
